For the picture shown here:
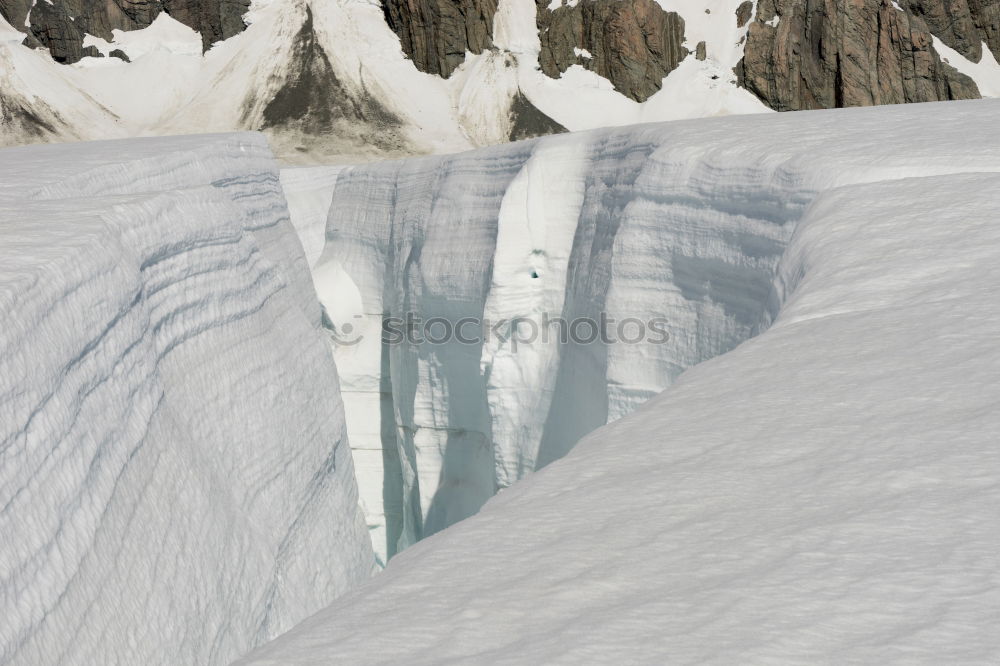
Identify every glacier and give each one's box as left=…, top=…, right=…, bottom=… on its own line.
left=243, top=98, right=1000, bottom=663
left=0, top=134, right=374, bottom=665
left=4, top=98, right=1000, bottom=665
left=294, top=98, right=1000, bottom=564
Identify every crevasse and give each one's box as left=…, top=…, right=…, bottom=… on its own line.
left=241, top=99, right=1000, bottom=665
left=287, top=99, right=1000, bottom=565
left=294, top=126, right=805, bottom=563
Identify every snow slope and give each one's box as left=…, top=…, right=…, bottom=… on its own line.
left=300, top=98, right=1000, bottom=564
left=244, top=98, right=1000, bottom=663
left=0, top=134, right=374, bottom=665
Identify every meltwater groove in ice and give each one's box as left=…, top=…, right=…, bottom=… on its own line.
left=0, top=134, right=374, bottom=666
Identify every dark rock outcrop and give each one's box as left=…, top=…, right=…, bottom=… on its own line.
left=0, top=0, right=250, bottom=63
left=901, top=0, right=1000, bottom=62
left=736, top=0, right=981, bottom=111
left=162, top=0, right=252, bottom=52
left=0, top=0, right=31, bottom=34
left=736, top=1, right=754, bottom=28
left=537, top=0, right=686, bottom=102
left=23, top=0, right=85, bottom=64
left=508, top=91, right=567, bottom=141
left=381, top=0, right=498, bottom=77
left=110, top=49, right=132, bottom=62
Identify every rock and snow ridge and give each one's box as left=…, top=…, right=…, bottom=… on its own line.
left=244, top=98, right=1000, bottom=663
left=3, top=0, right=1000, bottom=162
left=0, top=0, right=769, bottom=161
left=0, top=134, right=374, bottom=666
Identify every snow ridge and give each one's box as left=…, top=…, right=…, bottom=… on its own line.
left=0, top=134, right=373, bottom=666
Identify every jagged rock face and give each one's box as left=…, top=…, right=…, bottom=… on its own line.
left=537, top=0, right=686, bottom=103
left=736, top=0, right=754, bottom=28
left=0, top=0, right=250, bottom=62
left=23, top=1, right=86, bottom=64
left=381, top=0, right=498, bottom=77
left=163, top=0, right=252, bottom=51
left=901, top=0, right=1000, bottom=62
left=0, top=0, right=29, bottom=31
left=737, top=0, right=981, bottom=111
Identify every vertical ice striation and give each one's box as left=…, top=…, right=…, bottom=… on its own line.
left=314, top=145, right=532, bottom=561
left=0, top=134, right=374, bottom=666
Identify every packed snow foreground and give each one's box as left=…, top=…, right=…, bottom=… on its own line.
left=251, top=99, right=1000, bottom=663
left=2, top=99, right=1000, bottom=665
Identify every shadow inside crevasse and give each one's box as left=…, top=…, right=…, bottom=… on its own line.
left=379, top=326, right=405, bottom=562
left=420, top=293, right=497, bottom=540
left=536, top=140, right=653, bottom=467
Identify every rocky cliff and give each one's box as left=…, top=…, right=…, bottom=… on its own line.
left=902, top=0, right=1000, bottom=63
left=0, top=0, right=249, bottom=62
left=537, top=0, right=687, bottom=102
left=736, top=0, right=982, bottom=110
left=383, top=0, right=997, bottom=110
left=381, top=0, right=498, bottom=77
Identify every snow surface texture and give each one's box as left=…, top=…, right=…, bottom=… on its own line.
left=243, top=99, right=1000, bottom=662
left=0, top=134, right=374, bottom=665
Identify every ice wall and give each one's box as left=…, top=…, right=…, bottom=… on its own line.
left=243, top=172, right=1000, bottom=666
left=0, top=134, right=374, bottom=666
left=314, top=121, right=803, bottom=561
left=306, top=99, right=1000, bottom=563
